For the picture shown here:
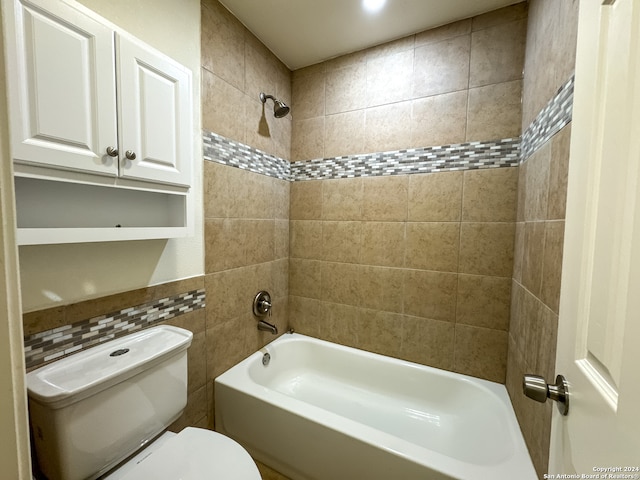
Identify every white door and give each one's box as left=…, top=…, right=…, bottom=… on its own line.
left=549, top=0, right=640, bottom=473
left=116, top=34, right=192, bottom=187
left=5, top=0, right=118, bottom=176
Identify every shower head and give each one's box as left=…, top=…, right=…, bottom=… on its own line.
left=260, top=92, right=290, bottom=118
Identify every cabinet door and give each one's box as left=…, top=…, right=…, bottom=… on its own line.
left=6, top=0, right=118, bottom=176
left=117, top=35, right=192, bottom=187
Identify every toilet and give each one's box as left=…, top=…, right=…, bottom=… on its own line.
left=26, top=325, right=261, bottom=480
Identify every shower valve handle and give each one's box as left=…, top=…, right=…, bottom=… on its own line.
left=253, top=291, right=272, bottom=318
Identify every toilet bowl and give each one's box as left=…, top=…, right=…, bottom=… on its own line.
left=104, top=427, right=261, bottom=480
left=26, top=326, right=260, bottom=480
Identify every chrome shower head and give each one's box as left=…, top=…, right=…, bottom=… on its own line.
left=260, top=92, right=290, bottom=118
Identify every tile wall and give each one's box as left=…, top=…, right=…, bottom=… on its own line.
left=291, top=3, right=527, bottom=160
left=201, top=0, right=291, bottom=160
left=506, top=0, right=579, bottom=476
left=289, top=168, right=517, bottom=382
left=200, top=0, right=292, bottom=440
left=288, top=3, right=527, bottom=384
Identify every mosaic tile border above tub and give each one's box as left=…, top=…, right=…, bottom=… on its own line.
left=23, top=289, right=206, bottom=369
left=290, top=138, right=520, bottom=181
left=521, top=75, right=574, bottom=161
left=203, top=130, right=290, bottom=181
left=204, top=130, right=520, bottom=181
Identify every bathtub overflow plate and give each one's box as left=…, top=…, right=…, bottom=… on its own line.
left=110, top=348, right=130, bottom=357
left=262, top=352, right=271, bottom=366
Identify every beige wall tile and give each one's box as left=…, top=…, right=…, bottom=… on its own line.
left=324, top=110, right=365, bottom=157
left=540, top=221, right=564, bottom=314
left=456, top=274, right=511, bottom=330
left=207, top=315, right=252, bottom=378
left=472, top=2, right=528, bottom=31
left=366, top=50, right=414, bottom=107
left=205, top=269, right=251, bottom=324
left=365, top=102, right=412, bottom=153
left=356, top=310, right=403, bottom=358
left=405, top=222, right=460, bottom=272
left=403, top=270, right=458, bottom=321
left=292, top=70, right=325, bottom=120
left=401, top=316, right=455, bottom=370
left=517, top=161, right=527, bottom=222
left=454, top=325, right=508, bottom=382
left=245, top=219, right=275, bottom=265
left=509, top=281, right=526, bottom=357
left=548, top=123, right=571, bottom=220
left=322, top=178, right=363, bottom=221
left=459, top=222, right=515, bottom=276
left=289, top=259, right=322, bottom=299
left=204, top=219, right=245, bottom=272
left=413, top=35, right=471, bottom=98
left=288, top=295, right=325, bottom=338
left=273, top=178, right=290, bottom=221
left=469, top=19, right=527, bottom=88
left=415, top=19, right=471, bottom=47
left=359, top=266, right=404, bottom=313
left=245, top=40, right=277, bottom=104
left=201, top=1, right=245, bottom=91
left=521, top=221, right=546, bottom=296
left=202, top=69, right=246, bottom=142
left=361, top=222, right=406, bottom=267
left=290, top=180, right=322, bottom=220
left=362, top=175, right=408, bottom=221
left=513, top=222, right=525, bottom=283
left=321, top=302, right=360, bottom=348
left=322, top=221, right=362, bottom=263
left=321, top=262, right=362, bottom=307
left=410, top=91, right=467, bottom=147
left=524, top=141, right=551, bottom=221
left=366, top=36, right=415, bottom=61
left=292, top=117, right=324, bottom=161
left=325, top=64, right=367, bottom=115
left=324, top=50, right=367, bottom=71
left=203, top=160, right=229, bottom=219
left=467, top=80, right=522, bottom=141
left=521, top=0, right=578, bottom=128
left=408, top=171, right=463, bottom=222
left=289, top=220, right=323, bottom=259
left=274, top=220, right=290, bottom=260
left=462, top=167, right=518, bottom=222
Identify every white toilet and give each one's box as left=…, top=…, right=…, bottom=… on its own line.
left=26, top=325, right=261, bottom=480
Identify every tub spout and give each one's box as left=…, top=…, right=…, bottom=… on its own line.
left=257, top=320, right=278, bottom=335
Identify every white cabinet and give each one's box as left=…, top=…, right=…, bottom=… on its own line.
left=7, top=0, right=118, bottom=176
left=3, top=0, right=194, bottom=244
left=117, top=35, right=191, bottom=187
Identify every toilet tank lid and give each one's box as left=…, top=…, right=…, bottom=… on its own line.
left=26, top=325, right=193, bottom=408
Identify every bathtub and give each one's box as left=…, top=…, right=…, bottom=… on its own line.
left=214, top=333, right=536, bottom=480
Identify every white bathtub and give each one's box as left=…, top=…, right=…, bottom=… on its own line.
left=214, top=333, right=536, bottom=480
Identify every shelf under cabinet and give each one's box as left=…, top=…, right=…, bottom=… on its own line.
left=14, top=176, right=189, bottom=245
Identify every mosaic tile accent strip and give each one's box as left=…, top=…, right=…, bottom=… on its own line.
left=203, top=130, right=290, bottom=180
left=23, top=289, right=206, bottom=369
left=290, top=138, right=520, bottom=181
left=521, top=75, right=574, bottom=161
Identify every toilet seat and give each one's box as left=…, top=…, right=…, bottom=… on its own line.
left=112, top=427, right=261, bottom=480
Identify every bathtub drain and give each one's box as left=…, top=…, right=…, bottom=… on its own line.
left=262, top=352, right=271, bottom=366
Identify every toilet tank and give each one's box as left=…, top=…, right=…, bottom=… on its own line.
left=26, top=325, right=193, bottom=480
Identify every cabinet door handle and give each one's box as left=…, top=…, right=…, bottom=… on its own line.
left=125, top=150, right=137, bottom=160
left=106, top=146, right=118, bottom=157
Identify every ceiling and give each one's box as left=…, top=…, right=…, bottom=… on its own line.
left=218, top=0, right=524, bottom=70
